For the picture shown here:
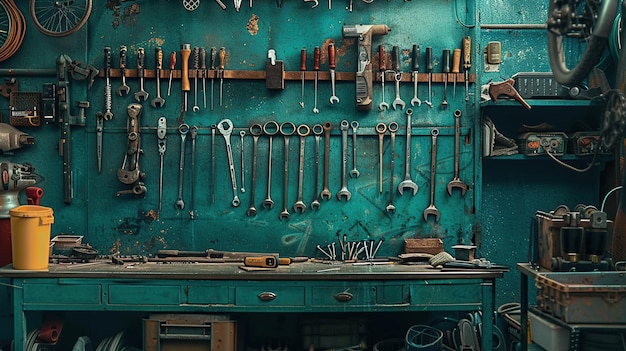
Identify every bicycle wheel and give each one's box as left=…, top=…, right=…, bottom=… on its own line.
left=547, top=0, right=619, bottom=86
left=30, top=0, right=92, bottom=37
left=0, top=2, right=11, bottom=51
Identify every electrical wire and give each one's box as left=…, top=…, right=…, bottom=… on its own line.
left=543, top=143, right=599, bottom=172
left=0, top=0, right=26, bottom=62
left=454, top=0, right=475, bottom=28
left=601, top=185, right=622, bottom=212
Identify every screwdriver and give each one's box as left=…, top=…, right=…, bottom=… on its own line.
left=463, top=36, right=471, bottom=101
left=180, top=44, right=191, bottom=112
left=452, top=48, right=461, bottom=98
left=167, top=51, right=176, bottom=96
left=425, top=46, right=433, bottom=108
left=192, top=46, right=200, bottom=111
left=210, top=47, right=216, bottom=110
left=201, top=47, right=207, bottom=109
left=218, top=47, right=226, bottom=106
left=312, top=46, right=320, bottom=113
left=441, top=49, right=450, bottom=108
left=299, top=48, right=306, bottom=108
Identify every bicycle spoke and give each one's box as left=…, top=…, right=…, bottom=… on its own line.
left=31, top=0, right=92, bottom=37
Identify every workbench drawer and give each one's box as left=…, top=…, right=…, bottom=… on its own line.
left=409, top=280, right=482, bottom=306
left=310, top=286, right=377, bottom=307
left=235, top=285, right=305, bottom=306
left=186, top=285, right=235, bottom=305
left=108, top=284, right=182, bottom=305
left=23, top=283, right=102, bottom=305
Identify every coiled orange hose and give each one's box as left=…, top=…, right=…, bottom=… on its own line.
left=0, top=0, right=26, bottom=62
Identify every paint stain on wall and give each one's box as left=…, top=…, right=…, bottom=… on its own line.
left=247, top=14, right=260, bottom=35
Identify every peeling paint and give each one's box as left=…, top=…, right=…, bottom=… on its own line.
left=247, top=14, right=260, bottom=36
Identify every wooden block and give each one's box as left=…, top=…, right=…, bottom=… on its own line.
left=404, top=238, right=443, bottom=255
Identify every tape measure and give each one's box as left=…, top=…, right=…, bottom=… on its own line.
left=243, top=256, right=292, bottom=268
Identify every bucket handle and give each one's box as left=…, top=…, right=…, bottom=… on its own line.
left=40, top=216, right=54, bottom=225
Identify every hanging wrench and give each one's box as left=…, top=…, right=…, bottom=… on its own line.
left=189, top=125, right=198, bottom=219
left=447, top=109, right=468, bottom=196
left=103, top=47, right=114, bottom=120
left=410, top=44, right=421, bottom=107
left=328, top=42, right=339, bottom=104
left=391, top=46, right=405, bottom=110
left=337, top=120, right=351, bottom=201
left=134, top=47, right=149, bottom=102
left=247, top=124, right=263, bottom=216
left=397, top=108, right=418, bottom=195
left=294, top=124, right=310, bottom=213
left=424, top=128, right=440, bottom=222
left=311, top=124, right=323, bottom=210
left=386, top=122, right=398, bottom=213
left=157, top=117, right=167, bottom=217
left=376, top=123, right=387, bottom=193
left=175, top=124, right=189, bottom=210
left=350, top=121, right=359, bottom=177
left=192, top=47, right=200, bottom=112
left=217, top=119, right=241, bottom=207
left=240, top=130, right=246, bottom=193
left=377, top=45, right=389, bottom=111
left=151, top=47, right=166, bottom=108
left=262, top=121, right=279, bottom=209
left=279, top=122, right=295, bottom=221
left=117, top=45, right=131, bottom=96
left=320, top=121, right=333, bottom=200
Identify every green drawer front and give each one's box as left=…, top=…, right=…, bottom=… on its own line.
left=186, top=285, right=235, bottom=304
left=108, top=285, right=181, bottom=305
left=235, top=286, right=305, bottom=306
left=311, top=286, right=376, bottom=307
left=23, top=284, right=101, bottom=305
left=375, top=285, right=410, bottom=305
left=410, top=281, right=481, bottom=306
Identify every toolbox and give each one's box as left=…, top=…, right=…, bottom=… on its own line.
left=535, top=272, right=626, bottom=324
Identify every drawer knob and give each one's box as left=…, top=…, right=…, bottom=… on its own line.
left=258, top=292, right=277, bottom=301
left=334, top=292, right=353, bottom=302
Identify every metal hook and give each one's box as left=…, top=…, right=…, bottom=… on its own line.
left=303, top=0, right=319, bottom=8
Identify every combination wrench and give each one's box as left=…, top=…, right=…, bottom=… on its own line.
left=337, top=120, right=351, bottom=201
left=157, top=117, right=167, bottom=217
left=391, top=46, right=405, bottom=110
left=189, top=125, right=198, bottom=219
left=350, top=121, right=360, bottom=177
left=240, top=130, right=246, bottom=193
left=320, top=121, right=333, bottom=200
left=134, top=47, right=149, bottom=102
left=262, top=121, right=279, bottom=209
left=217, top=119, right=241, bottom=207
left=410, top=44, right=421, bottom=107
left=397, top=109, right=418, bottom=195
left=294, top=124, right=310, bottom=213
left=375, top=123, right=387, bottom=193
left=103, top=47, right=114, bottom=120
left=117, top=45, right=131, bottom=96
left=329, top=42, right=339, bottom=104
left=377, top=45, right=389, bottom=111
left=247, top=124, right=263, bottom=216
left=175, top=123, right=189, bottom=210
left=151, top=47, right=166, bottom=108
left=311, top=124, right=323, bottom=210
left=447, top=109, right=468, bottom=196
left=424, top=128, right=441, bottom=222
left=279, top=122, right=295, bottom=221
left=386, top=122, right=398, bottom=213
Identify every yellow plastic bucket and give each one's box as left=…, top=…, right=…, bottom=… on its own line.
left=9, top=205, right=54, bottom=270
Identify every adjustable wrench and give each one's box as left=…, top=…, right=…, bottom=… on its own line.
left=375, top=123, right=387, bottom=193
left=410, top=44, right=421, bottom=107
left=311, top=124, right=323, bottom=210
left=189, top=125, right=198, bottom=219
left=328, top=42, right=339, bottom=104
left=350, top=121, right=359, bottom=177
left=117, top=45, right=131, bottom=96
left=397, top=108, right=418, bottom=195
left=151, top=47, right=166, bottom=108
left=247, top=124, right=263, bottom=216
left=447, top=110, right=468, bottom=196
left=424, top=128, right=440, bottom=222
left=337, top=120, right=351, bottom=201
left=175, top=124, right=189, bottom=210
left=157, top=117, right=167, bottom=217
left=279, top=122, right=295, bottom=221
left=217, top=119, right=241, bottom=207
left=294, top=124, right=310, bottom=213
left=391, top=46, right=405, bottom=110
left=320, top=121, right=333, bottom=200
left=262, top=121, right=279, bottom=209
left=103, top=47, right=114, bottom=120
left=386, top=122, right=398, bottom=213
left=134, top=48, right=149, bottom=102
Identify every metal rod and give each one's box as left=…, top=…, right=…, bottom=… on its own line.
left=480, top=23, right=546, bottom=30
left=0, top=69, right=56, bottom=76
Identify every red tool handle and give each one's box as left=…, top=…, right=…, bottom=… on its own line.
left=328, top=42, right=336, bottom=69
left=300, top=48, right=307, bottom=71
left=169, top=51, right=176, bottom=70
left=378, top=44, right=386, bottom=71
left=25, top=187, right=44, bottom=205
left=313, top=46, right=320, bottom=71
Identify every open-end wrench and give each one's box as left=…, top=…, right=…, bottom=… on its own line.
left=397, top=108, right=418, bottom=195
left=262, top=121, right=279, bottom=209
left=117, top=45, right=131, bottom=96
left=386, top=122, right=398, bottom=213
left=279, top=122, right=295, bottom=221
left=157, top=117, right=167, bottom=217
left=391, top=46, right=405, bottom=110
left=337, top=120, right=351, bottom=201
left=424, top=128, right=440, bottom=222
left=377, top=45, right=389, bottom=111
left=134, top=47, right=149, bottom=103
left=311, top=124, right=323, bottom=210
left=328, top=42, right=339, bottom=104
left=240, top=130, right=246, bottom=193
left=151, top=47, right=166, bottom=108
left=211, top=124, right=216, bottom=204
left=350, top=121, right=360, bottom=177
left=320, top=121, right=333, bottom=200
left=192, top=47, right=200, bottom=112
left=294, top=124, right=310, bottom=213
left=175, top=123, right=189, bottom=210
left=217, top=119, right=240, bottom=207
left=247, top=124, right=263, bottom=216
left=189, top=125, right=198, bottom=219
left=375, top=122, right=387, bottom=193
left=410, top=44, right=421, bottom=107
left=103, top=47, right=114, bottom=120
left=447, top=109, right=468, bottom=196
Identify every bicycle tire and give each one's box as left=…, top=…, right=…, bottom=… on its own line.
left=547, top=0, right=619, bottom=86
left=30, top=0, right=92, bottom=37
left=0, top=1, right=11, bottom=52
